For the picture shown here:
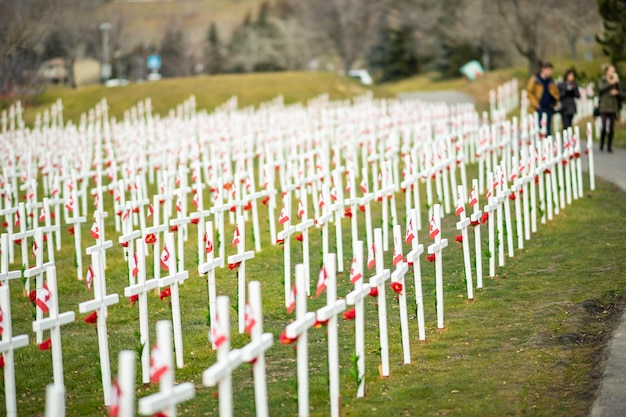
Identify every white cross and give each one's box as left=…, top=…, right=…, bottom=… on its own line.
left=78, top=250, right=120, bottom=405
left=32, top=265, right=76, bottom=388
left=243, top=176, right=266, bottom=253
left=315, top=254, right=346, bottom=417
left=285, top=264, right=316, bottom=417
left=405, top=208, right=426, bottom=341
left=23, top=229, right=53, bottom=343
left=198, top=221, right=223, bottom=347
left=369, top=228, right=391, bottom=377
left=65, top=171, right=87, bottom=280
left=111, top=350, right=137, bottom=417
left=240, top=281, right=273, bottom=417
left=43, top=384, right=65, bottom=417
left=203, top=296, right=245, bottom=417
left=483, top=172, right=498, bottom=278
left=119, top=204, right=142, bottom=286
left=0, top=234, right=23, bottom=288
left=12, top=203, right=35, bottom=273
left=40, top=199, right=60, bottom=264
left=228, top=215, right=255, bottom=334
left=294, top=187, right=314, bottom=295
left=158, top=232, right=189, bottom=369
left=278, top=194, right=298, bottom=306
left=345, top=240, right=370, bottom=397
left=376, top=161, right=398, bottom=251
left=138, top=321, right=195, bottom=416
left=0, top=195, right=18, bottom=263
left=145, top=195, right=169, bottom=282
left=329, top=171, right=345, bottom=272
left=316, top=183, right=334, bottom=270
left=124, top=239, right=159, bottom=384
left=170, top=212, right=191, bottom=274
left=428, top=204, right=449, bottom=330
left=0, top=286, right=29, bottom=417
left=455, top=185, right=474, bottom=300
left=344, top=169, right=361, bottom=253
left=212, top=177, right=231, bottom=262
left=391, top=225, right=411, bottom=364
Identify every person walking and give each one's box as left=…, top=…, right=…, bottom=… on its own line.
left=558, top=69, right=580, bottom=130
left=598, top=64, right=622, bottom=153
left=527, top=61, right=559, bottom=137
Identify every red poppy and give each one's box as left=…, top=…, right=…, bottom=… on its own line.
left=29, top=290, right=37, bottom=304
left=427, top=253, right=436, bottom=262
left=243, top=202, right=252, bottom=211
left=129, top=294, right=139, bottom=305
left=509, top=193, right=516, bottom=201
left=14, top=239, right=21, bottom=245
left=229, top=206, right=236, bottom=212
left=170, top=225, right=178, bottom=232
left=121, top=241, right=129, bottom=248
left=344, top=208, right=353, bottom=218
left=261, top=196, right=270, bottom=205
left=223, top=183, right=233, bottom=190
left=295, top=234, right=303, bottom=242
left=145, top=233, right=157, bottom=245
left=574, top=152, right=581, bottom=158
left=276, top=238, right=285, bottom=245
left=376, top=196, right=383, bottom=202
left=228, top=262, right=241, bottom=271
left=153, top=413, right=168, bottom=417
left=343, top=308, right=356, bottom=320
left=313, top=318, right=329, bottom=328
left=133, top=207, right=140, bottom=213
left=84, top=311, right=98, bottom=324
left=1, top=222, right=7, bottom=228
left=0, top=354, right=4, bottom=368
left=38, top=338, right=52, bottom=350
left=455, top=235, right=463, bottom=243
left=160, top=288, right=171, bottom=301
left=544, top=169, right=552, bottom=175
left=391, top=282, right=403, bottom=295
left=470, top=220, right=480, bottom=227
left=369, top=287, right=379, bottom=297
left=42, top=234, right=47, bottom=242
left=359, top=205, right=366, bottom=212
left=534, top=175, right=539, bottom=185
left=68, top=226, right=75, bottom=235
left=279, top=330, right=297, bottom=345
left=191, top=218, right=200, bottom=224
left=481, top=212, right=489, bottom=224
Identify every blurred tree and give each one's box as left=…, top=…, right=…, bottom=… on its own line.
left=205, top=22, right=225, bottom=74
left=596, top=0, right=626, bottom=65
left=292, top=0, right=382, bottom=73
left=160, top=27, right=190, bottom=77
left=368, top=25, right=419, bottom=82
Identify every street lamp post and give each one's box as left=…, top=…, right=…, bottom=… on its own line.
left=100, top=22, right=112, bottom=82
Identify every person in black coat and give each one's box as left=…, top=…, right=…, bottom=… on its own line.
left=558, top=69, right=580, bottom=130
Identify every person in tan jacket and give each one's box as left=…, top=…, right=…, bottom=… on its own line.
left=526, top=62, right=560, bottom=136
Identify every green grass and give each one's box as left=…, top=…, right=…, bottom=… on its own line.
left=25, top=72, right=389, bottom=125
left=2, top=162, right=625, bottom=416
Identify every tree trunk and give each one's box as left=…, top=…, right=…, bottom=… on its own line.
left=568, top=35, right=578, bottom=61
left=481, top=40, right=491, bottom=71
left=526, top=48, right=540, bottom=75
left=66, top=56, right=77, bottom=88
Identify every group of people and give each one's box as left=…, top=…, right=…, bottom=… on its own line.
left=526, top=62, right=622, bottom=153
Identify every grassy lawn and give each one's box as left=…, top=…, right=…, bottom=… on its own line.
left=24, top=72, right=390, bottom=125
left=2, top=162, right=625, bottom=416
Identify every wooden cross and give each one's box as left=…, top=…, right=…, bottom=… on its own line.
left=329, top=171, right=345, bottom=272
left=345, top=240, right=370, bottom=397
left=24, top=229, right=54, bottom=343
left=469, top=180, right=484, bottom=289
left=483, top=172, right=498, bottom=278
left=138, top=321, right=195, bottom=416
left=0, top=286, right=29, bottom=417
left=316, top=254, right=346, bottom=417
left=285, top=264, right=317, bottom=417
left=119, top=204, right=142, bottom=286
left=65, top=172, right=87, bottom=279
left=32, top=265, right=76, bottom=388
left=240, top=281, right=274, bottom=417
left=428, top=204, right=449, bottom=330
left=124, top=239, right=159, bottom=384
left=211, top=177, right=231, bottom=262
left=0, top=193, right=18, bottom=263
left=228, top=215, right=255, bottom=334
left=0, top=234, right=23, bottom=288
left=316, top=183, right=334, bottom=271
left=79, top=249, right=120, bottom=405
left=344, top=169, right=361, bottom=254
left=294, top=187, right=314, bottom=295
left=158, top=232, right=189, bottom=369
left=170, top=201, right=191, bottom=274
left=391, top=225, right=411, bottom=364
left=369, top=228, right=391, bottom=377
left=455, top=185, right=474, bottom=300
left=198, top=221, right=223, bottom=347
left=278, top=194, right=298, bottom=306
left=111, top=350, right=137, bottom=417
left=12, top=203, right=36, bottom=273
left=405, top=208, right=426, bottom=341
left=43, top=384, right=65, bottom=417
left=145, top=195, right=169, bottom=282
left=203, top=295, right=245, bottom=417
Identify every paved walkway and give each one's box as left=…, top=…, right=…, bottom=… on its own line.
left=585, top=145, right=626, bottom=417
left=397, top=90, right=474, bottom=105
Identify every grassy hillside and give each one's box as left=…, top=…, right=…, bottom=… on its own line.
left=25, top=72, right=388, bottom=125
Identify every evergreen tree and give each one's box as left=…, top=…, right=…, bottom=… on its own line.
left=596, top=0, right=626, bottom=66
left=368, top=25, right=418, bottom=83
left=205, top=22, right=224, bottom=74
left=159, top=28, right=189, bottom=77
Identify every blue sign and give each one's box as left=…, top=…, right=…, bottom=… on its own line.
left=146, top=54, right=162, bottom=70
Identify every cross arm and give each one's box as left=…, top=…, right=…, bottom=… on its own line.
left=32, top=311, right=75, bottom=332
left=369, top=270, right=391, bottom=287
left=78, top=294, right=120, bottom=313
left=427, top=239, right=449, bottom=254
left=227, top=250, right=254, bottom=264
left=202, top=349, right=243, bottom=386
left=346, top=284, right=371, bottom=305
left=316, top=300, right=346, bottom=322
left=159, top=271, right=189, bottom=287
left=0, top=334, right=29, bottom=351
left=285, top=312, right=316, bottom=339
left=86, top=240, right=114, bottom=254
left=124, top=278, right=159, bottom=296
left=405, top=245, right=424, bottom=262
left=240, top=333, right=273, bottom=363
left=138, top=382, right=195, bottom=415
left=198, top=257, right=224, bottom=274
